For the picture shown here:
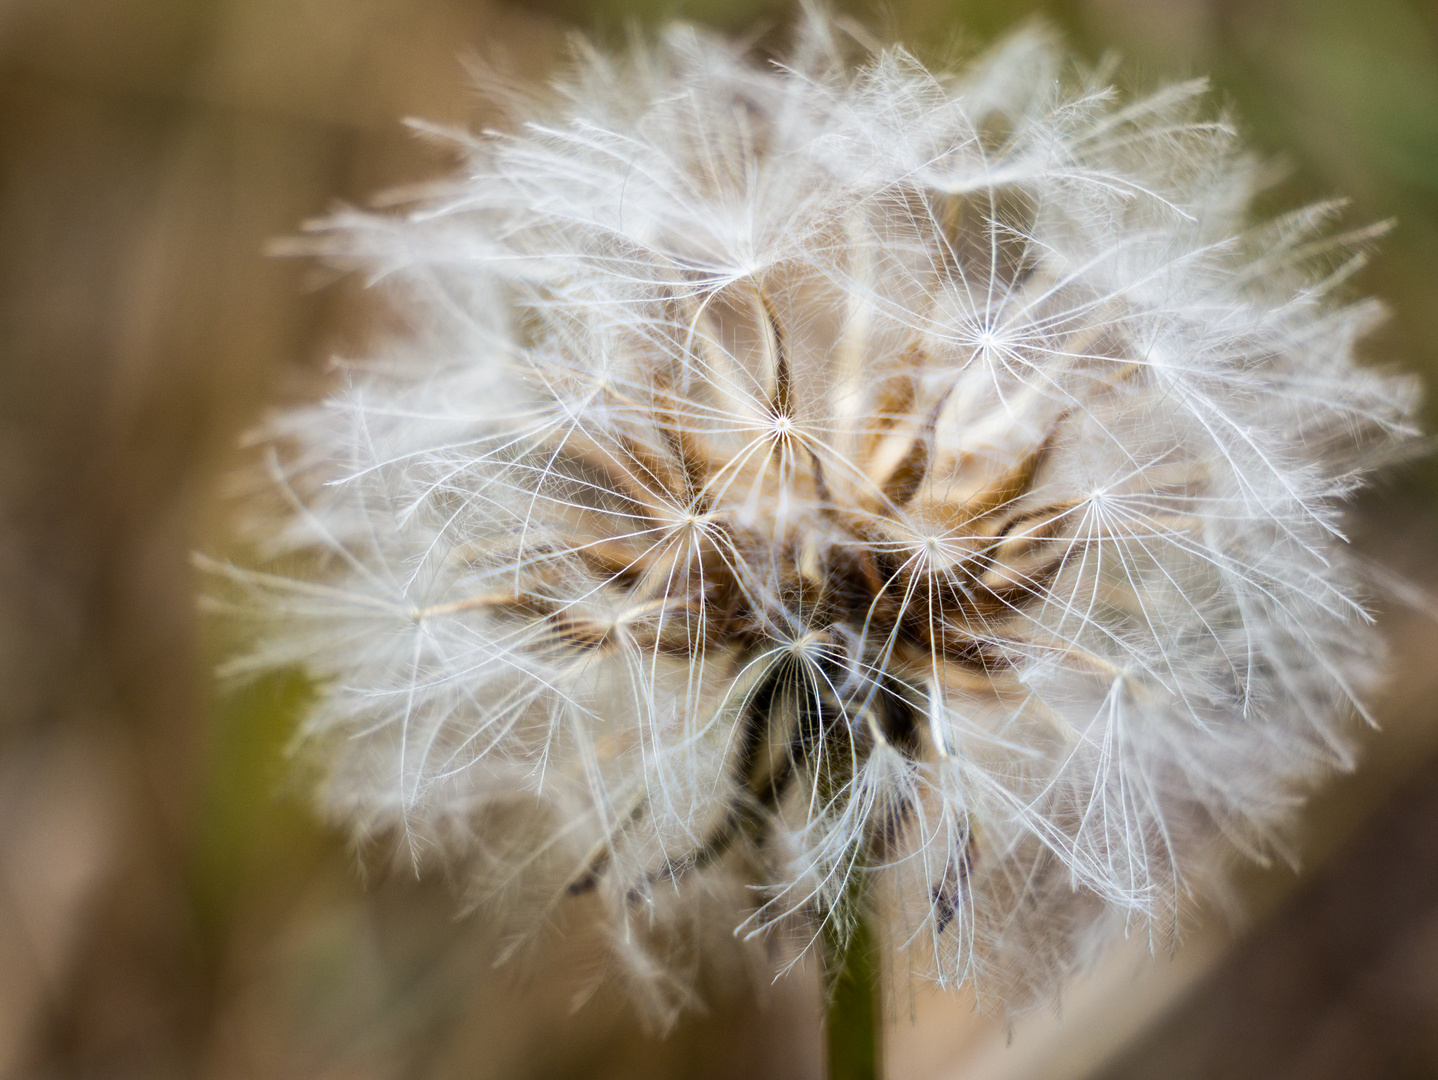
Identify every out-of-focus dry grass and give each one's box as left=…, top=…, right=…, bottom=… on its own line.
left=0, top=1, right=1434, bottom=1078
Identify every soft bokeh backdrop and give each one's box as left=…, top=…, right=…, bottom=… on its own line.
left=0, top=1, right=1435, bottom=1077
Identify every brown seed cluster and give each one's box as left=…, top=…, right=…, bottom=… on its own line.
left=444, top=287, right=1074, bottom=893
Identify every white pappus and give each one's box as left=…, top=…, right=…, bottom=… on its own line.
left=207, top=10, right=1422, bottom=1026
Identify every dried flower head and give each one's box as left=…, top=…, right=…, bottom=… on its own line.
left=211, top=11, right=1420, bottom=1024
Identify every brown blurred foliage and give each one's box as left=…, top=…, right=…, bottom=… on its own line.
left=0, top=1, right=1434, bottom=1078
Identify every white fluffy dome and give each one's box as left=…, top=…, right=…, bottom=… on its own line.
left=211, top=11, right=1421, bottom=1024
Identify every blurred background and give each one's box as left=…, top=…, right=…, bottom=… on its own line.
left=0, top=0, right=1436, bottom=1077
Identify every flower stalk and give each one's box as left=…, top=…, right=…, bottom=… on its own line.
left=824, top=891, right=882, bottom=1080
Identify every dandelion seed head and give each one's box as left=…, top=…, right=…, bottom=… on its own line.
left=214, top=9, right=1422, bottom=1026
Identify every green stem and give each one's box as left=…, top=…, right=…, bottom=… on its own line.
left=823, top=907, right=882, bottom=1080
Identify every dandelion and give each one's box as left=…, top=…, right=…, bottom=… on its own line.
left=208, top=6, right=1420, bottom=1060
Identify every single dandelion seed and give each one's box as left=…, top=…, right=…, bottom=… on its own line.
left=208, top=4, right=1422, bottom=1056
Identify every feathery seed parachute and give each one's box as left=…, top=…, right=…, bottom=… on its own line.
left=211, top=14, right=1420, bottom=1024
